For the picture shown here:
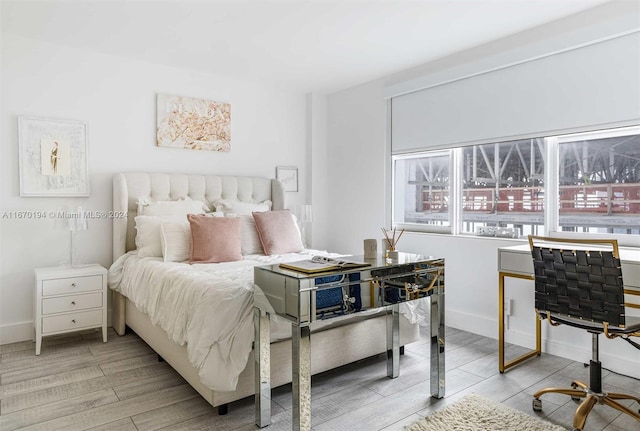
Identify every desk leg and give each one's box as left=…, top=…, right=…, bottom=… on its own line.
left=387, top=303, right=400, bottom=378
left=499, top=272, right=506, bottom=373
left=254, top=308, right=271, bottom=428
left=499, top=271, right=540, bottom=373
left=370, top=281, right=375, bottom=308
left=430, top=287, right=445, bottom=398
left=292, top=325, right=311, bottom=431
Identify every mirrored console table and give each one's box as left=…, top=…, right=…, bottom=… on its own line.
left=253, top=253, right=445, bottom=431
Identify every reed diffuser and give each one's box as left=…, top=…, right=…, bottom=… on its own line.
left=381, top=227, right=404, bottom=251
left=381, top=227, right=404, bottom=262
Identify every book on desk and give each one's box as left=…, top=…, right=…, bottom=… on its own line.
left=279, top=255, right=371, bottom=274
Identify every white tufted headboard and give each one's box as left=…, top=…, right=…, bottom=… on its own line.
left=112, top=173, right=285, bottom=261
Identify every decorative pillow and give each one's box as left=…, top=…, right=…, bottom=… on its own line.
left=137, top=196, right=208, bottom=217
left=240, top=215, right=264, bottom=255
left=135, top=215, right=187, bottom=258
left=213, top=199, right=272, bottom=215
left=252, top=210, right=304, bottom=255
left=160, top=221, right=191, bottom=262
left=188, top=214, right=242, bottom=263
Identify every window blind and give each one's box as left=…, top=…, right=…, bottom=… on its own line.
left=391, top=33, right=640, bottom=154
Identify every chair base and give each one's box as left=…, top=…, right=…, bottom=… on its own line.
left=532, top=380, right=640, bottom=431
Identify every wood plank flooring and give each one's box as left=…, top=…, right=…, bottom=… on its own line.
left=1, top=327, right=638, bottom=430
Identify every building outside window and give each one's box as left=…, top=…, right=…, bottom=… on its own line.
left=393, top=152, right=450, bottom=229
left=557, top=128, right=640, bottom=235
left=392, top=126, right=640, bottom=240
left=461, top=138, right=545, bottom=237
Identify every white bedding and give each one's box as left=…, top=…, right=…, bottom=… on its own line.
left=108, top=250, right=430, bottom=392
left=108, top=250, right=335, bottom=391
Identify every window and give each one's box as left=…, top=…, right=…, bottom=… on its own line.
left=392, top=126, right=640, bottom=241
left=556, top=128, right=640, bottom=235
left=461, top=139, right=545, bottom=238
left=393, top=152, right=450, bottom=230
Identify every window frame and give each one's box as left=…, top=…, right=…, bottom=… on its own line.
left=390, top=125, right=640, bottom=247
left=545, top=125, right=640, bottom=247
left=392, top=150, right=453, bottom=234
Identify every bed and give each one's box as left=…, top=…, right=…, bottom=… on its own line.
left=108, top=172, right=420, bottom=413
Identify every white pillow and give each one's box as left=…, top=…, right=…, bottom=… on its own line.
left=160, top=221, right=191, bottom=262
left=213, top=199, right=271, bottom=215
left=240, top=215, right=264, bottom=255
left=137, top=197, right=208, bottom=216
left=135, top=215, right=186, bottom=258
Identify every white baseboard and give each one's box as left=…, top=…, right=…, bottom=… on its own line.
left=446, top=308, right=497, bottom=339
left=0, top=320, right=33, bottom=345
left=446, top=308, right=640, bottom=380
left=1, top=307, right=113, bottom=346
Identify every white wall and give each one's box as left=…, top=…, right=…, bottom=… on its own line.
left=320, top=79, right=388, bottom=254
left=319, top=2, right=640, bottom=377
left=306, top=93, right=328, bottom=250
left=0, top=34, right=308, bottom=344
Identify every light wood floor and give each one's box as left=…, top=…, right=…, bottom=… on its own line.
left=1, top=326, right=638, bottom=430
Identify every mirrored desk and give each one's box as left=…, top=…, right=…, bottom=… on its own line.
left=254, top=253, right=445, bottom=431
left=498, top=243, right=640, bottom=373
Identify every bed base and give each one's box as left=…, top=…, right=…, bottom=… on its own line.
left=113, top=291, right=419, bottom=410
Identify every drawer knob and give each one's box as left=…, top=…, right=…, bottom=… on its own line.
left=71, top=283, right=76, bottom=288
left=71, top=301, right=76, bottom=305
left=71, top=319, right=76, bottom=324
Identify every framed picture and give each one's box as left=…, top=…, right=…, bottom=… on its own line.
left=18, top=116, right=89, bottom=197
left=156, top=93, right=231, bottom=152
left=276, top=166, right=298, bottom=192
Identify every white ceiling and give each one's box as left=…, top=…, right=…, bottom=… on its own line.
left=1, top=0, right=612, bottom=94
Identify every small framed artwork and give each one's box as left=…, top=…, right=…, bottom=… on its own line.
left=276, top=166, right=298, bottom=192
left=18, top=116, right=89, bottom=197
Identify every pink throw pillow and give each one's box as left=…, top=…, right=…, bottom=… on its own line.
left=252, top=210, right=304, bottom=255
left=187, top=214, right=242, bottom=263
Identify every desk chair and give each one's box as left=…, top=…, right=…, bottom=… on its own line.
left=528, top=235, right=640, bottom=431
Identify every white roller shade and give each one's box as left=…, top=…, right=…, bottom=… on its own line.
left=391, top=33, right=640, bottom=154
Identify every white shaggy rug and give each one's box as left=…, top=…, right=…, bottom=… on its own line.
left=405, top=394, right=567, bottom=431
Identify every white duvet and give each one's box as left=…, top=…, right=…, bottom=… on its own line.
left=108, top=250, right=430, bottom=392
left=108, top=250, right=336, bottom=391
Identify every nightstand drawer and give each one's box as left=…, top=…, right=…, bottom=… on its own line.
left=42, top=292, right=103, bottom=315
left=42, top=275, right=103, bottom=296
left=42, top=309, right=103, bottom=334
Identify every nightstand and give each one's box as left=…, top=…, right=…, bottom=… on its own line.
left=34, top=264, right=108, bottom=355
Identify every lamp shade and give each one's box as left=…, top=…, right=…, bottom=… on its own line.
left=54, top=205, right=88, bottom=231
left=69, top=206, right=88, bottom=231
left=298, top=204, right=312, bottom=223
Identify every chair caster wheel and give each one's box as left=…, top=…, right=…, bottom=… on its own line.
left=570, top=383, right=581, bottom=401
left=532, top=398, right=542, bottom=411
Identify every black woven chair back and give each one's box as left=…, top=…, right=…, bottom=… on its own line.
left=528, top=236, right=625, bottom=328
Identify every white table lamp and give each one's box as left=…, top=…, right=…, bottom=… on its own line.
left=54, top=205, right=88, bottom=267
left=296, top=204, right=312, bottom=248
